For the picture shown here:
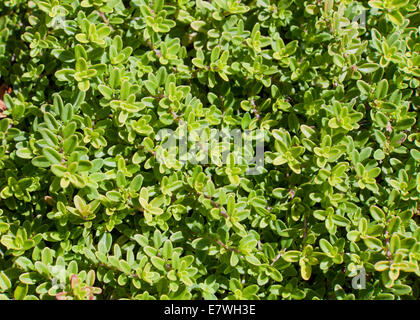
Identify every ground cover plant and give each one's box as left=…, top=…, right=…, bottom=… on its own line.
left=0, top=0, right=419, bottom=300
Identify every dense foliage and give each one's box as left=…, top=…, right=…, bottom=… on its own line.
left=0, top=0, right=419, bottom=300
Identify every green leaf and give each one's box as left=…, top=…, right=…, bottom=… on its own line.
left=63, top=122, right=77, bottom=139
left=151, top=256, right=165, bottom=271
left=78, top=80, right=90, bottom=92
left=210, top=46, right=220, bottom=63
left=42, top=147, right=62, bottom=165
left=390, top=284, right=411, bottom=295
left=319, top=239, right=334, bottom=256
left=282, top=251, right=300, bottom=263
left=358, top=63, right=380, bottom=74
left=32, top=156, right=52, bottom=168
left=374, top=149, right=385, bottom=160
left=357, top=80, right=371, bottom=95
left=51, top=164, right=67, bottom=177
left=19, top=272, right=40, bottom=285
left=16, top=148, right=33, bottom=159
left=55, top=69, right=75, bottom=81
left=78, top=160, right=92, bottom=172
left=39, top=128, right=59, bottom=147
left=375, top=112, right=389, bottom=127
left=370, top=205, right=386, bottom=222
left=375, top=79, right=388, bottom=99
left=300, top=261, right=312, bottom=281
left=363, top=237, right=383, bottom=250
left=14, top=284, right=28, bottom=300
left=245, top=255, right=260, bottom=266
left=411, top=149, right=420, bottom=161
left=98, top=85, right=113, bottom=99
left=0, top=223, right=9, bottom=234
left=98, top=233, right=112, bottom=254
left=0, top=272, right=11, bottom=292
left=162, top=240, right=173, bottom=260
left=63, top=136, right=78, bottom=154
left=387, top=10, right=404, bottom=25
